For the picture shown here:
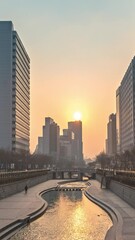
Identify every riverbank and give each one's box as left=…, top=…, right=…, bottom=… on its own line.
left=85, top=180, right=135, bottom=240
left=0, top=180, right=62, bottom=239
left=0, top=179, right=135, bottom=240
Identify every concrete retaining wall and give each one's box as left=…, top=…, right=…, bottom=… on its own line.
left=0, top=173, right=53, bottom=199
left=96, top=174, right=135, bottom=208
left=109, top=180, right=135, bottom=208
left=96, top=173, right=102, bottom=182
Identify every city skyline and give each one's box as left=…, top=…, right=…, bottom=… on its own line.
left=0, top=1, right=135, bottom=158
left=37, top=117, right=83, bottom=165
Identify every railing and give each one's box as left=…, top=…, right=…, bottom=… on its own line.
left=0, top=169, right=49, bottom=185
left=0, top=167, right=95, bottom=185
left=96, top=168, right=135, bottom=187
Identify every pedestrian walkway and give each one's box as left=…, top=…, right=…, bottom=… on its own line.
left=0, top=180, right=60, bottom=239
left=0, top=179, right=135, bottom=240
left=86, top=180, right=135, bottom=240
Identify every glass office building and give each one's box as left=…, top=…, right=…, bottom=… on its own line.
left=0, top=21, right=30, bottom=152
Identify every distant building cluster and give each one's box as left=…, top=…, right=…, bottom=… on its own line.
left=106, top=56, right=135, bottom=156
left=36, top=117, right=83, bottom=165
left=37, top=117, right=60, bottom=161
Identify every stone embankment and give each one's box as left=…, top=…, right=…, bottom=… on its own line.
left=85, top=180, right=135, bottom=240
left=0, top=173, right=135, bottom=240
left=96, top=174, right=135, bottom=208
left=0, top=172, right=53, bottom=199
left=0, top=180, right=60, bottom=239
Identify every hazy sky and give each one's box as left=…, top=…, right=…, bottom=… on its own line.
left=0, top=0, right=135, bottom=158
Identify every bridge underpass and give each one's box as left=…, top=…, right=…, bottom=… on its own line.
left=52, top=170, right=84, bottom=180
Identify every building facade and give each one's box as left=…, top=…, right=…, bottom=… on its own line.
left=0, top=21, right=30, bottom=152
left=59, top=129, right=73, bottom=162
left=68, top=120, right=83, bottom=164
left=37, top=117, right=60, bottom=161
left=37, top=137, right=43, bottom=154
left=116, top=87, right=121, bottom=153
left=116, top=56, right=135, bottom=153
left=106, top=114, right=117, bottom=156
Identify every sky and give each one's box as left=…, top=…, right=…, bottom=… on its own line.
left=0, top=0, right=135, bottom=159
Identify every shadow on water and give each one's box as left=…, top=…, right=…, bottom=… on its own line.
left=43, top=190, right=82, bottom=206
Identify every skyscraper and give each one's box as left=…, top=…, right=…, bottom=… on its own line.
left=68, top=120, right=83, bottom=164
left=106, top=113, right=116, bottom=156
left=0, top=21, right=30, bottom=152
left=116, top=57, right=135, bottom=153
left=59, top=129, right=73, bottom=162
left=116, top=87, right=121, bottom=153
left=37, top=117, right=60, bottom=161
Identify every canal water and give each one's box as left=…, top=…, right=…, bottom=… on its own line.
left=11, top=182, right=112, bottom=240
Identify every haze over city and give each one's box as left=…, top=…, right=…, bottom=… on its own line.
left=0, top=0, right=135, bottom=158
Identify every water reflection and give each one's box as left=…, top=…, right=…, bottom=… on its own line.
left=11, top=183, right=112, bottom=240
left=44, top=189, right=82, bottom=204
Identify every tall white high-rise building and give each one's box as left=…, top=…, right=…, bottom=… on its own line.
left=0, top=21, right=30, bottom=152
left=116, top=56, right=135, bottom=152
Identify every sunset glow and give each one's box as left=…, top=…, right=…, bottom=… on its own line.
left=1, top=1, right=134, bottom=158
left=73, top=112, right=82, bottom=121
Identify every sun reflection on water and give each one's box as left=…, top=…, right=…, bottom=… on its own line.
left=11, top=185, right=112, bottom=240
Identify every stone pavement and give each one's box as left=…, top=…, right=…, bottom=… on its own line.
left=0, top=180, right=60, bottom=239
left=86, top=180, right=135, bottom=240
left=0, top=179, right=135, bottom=240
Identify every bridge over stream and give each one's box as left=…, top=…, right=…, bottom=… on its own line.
left=0, top=167, right=96, bottom=185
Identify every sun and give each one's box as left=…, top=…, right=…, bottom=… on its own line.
left=73, top=111, right=82, bottom=121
